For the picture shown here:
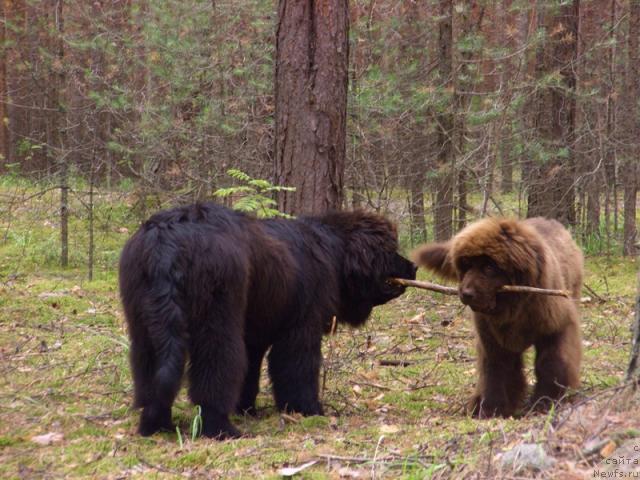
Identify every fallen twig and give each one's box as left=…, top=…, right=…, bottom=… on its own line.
left=390, top=278, right=571, bottom=298
left=280, top=413, right=300, bottom=424
left=583, top=283, right=606, bottom=303
left=378, top=359, right=414, bottom=367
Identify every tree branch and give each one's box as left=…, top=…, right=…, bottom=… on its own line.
left=389, top=278, right=571, bottom=298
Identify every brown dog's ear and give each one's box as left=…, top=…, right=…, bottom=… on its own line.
left=411, top=242, right=457, bottom=280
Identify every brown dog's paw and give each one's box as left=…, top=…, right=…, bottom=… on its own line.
left=467, top=395, right=516, bottom=419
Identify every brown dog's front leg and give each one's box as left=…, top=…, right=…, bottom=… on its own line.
left=469, top=326, right=527, bottom=418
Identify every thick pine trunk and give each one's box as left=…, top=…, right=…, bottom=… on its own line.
left=274, top=0, right=349, bottom=215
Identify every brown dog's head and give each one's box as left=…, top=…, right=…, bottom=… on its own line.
left=455, top=254, right=511, bottom=314
left=412, top=218, right=545, bottom=314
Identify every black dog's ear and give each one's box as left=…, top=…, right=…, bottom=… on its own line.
left=343, top=237, right=375, bottom=283
left=411, top=242, right=457, bottom=280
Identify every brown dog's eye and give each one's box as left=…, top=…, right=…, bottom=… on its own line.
left=484, top=261, right=499, bottom=276
left=459, top=258, right=471, bottom=272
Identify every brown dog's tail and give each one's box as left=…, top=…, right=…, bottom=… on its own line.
left=411, top=241, right=458, bottom=280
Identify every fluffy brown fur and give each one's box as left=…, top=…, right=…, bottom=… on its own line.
left=413, top=217, right=583, bottom=418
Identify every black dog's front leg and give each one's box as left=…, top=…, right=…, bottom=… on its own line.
left=267, top=328, right=324, bottom=416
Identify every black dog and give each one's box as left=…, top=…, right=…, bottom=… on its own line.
left=119, top=202, right=416, bottom=439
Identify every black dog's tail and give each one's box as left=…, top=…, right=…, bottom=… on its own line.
left=120, top=224, right=188, bottom=407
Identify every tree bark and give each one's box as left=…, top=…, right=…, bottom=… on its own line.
left=526, top=0, right=578, bottom=225
left=0, top=0, right=8, bottom=167
left=409, top=159, right=426, bottom=244
left=576, top=0, right=603, bottom=242
left=606, top=0, right=618, bottom=233
left=623, top=0, right=640, bottom=256
left=49, top=0, right=68, bottom=267
left=434, top=0, right=454, bottom=241
left=274, top=0, right=349, bottom=215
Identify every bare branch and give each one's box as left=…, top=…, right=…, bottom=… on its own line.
left=389, top=278, right=571, bottom=298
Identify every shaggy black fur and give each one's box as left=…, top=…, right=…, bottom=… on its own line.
left=119, top=202, right=416, bottom=439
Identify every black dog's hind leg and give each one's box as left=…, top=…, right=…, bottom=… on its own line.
left=268, top=326, right=324, bottom=416
left=132, top=330, right=187, bottom=436
left=236, top=343, right=268, bottom=416
left=130, top=336, right=176, bottom=436
left=187, top=294, right=248, bottom=439
left=126, top=281, right=187, bottom=437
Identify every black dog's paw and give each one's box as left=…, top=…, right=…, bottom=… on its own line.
left=282, top=401, right=324, bottom=417
left=201, top=409, right=242, bottom=440
left=138, top=405, right=174, bottom=436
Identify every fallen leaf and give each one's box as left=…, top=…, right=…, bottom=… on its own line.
left=600, top=440, right=616, bottom=457
left=278, top=460, right=318, bottom=477
left=31, top=432, right=63, bottom=445
left=71, top=286, right=84, bottom=297
left=337, top=466, right=362, bottom=478
left=380, top=424, right=400, bottom=434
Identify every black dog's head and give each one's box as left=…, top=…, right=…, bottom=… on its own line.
left=323, top=210, right=417, bottom=326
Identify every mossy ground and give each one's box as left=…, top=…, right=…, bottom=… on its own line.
left=0, top=181, right=638, bottom=479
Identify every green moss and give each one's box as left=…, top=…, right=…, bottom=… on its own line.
left=298, top=415, right=330, bottom=429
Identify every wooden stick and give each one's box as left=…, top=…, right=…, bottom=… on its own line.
left=499, top=284, right=571, bottom=297
left=389, top=278, right=571, bottom=298
left=390, top=278, right=458, bottom=295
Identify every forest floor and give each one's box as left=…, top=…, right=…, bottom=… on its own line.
left=1, top=182, right=639, bottom=479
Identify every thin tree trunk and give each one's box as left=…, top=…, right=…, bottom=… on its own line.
left=586, top=185, right=601, bottom=238
left=434, top=0, right=454, bottom=241
left=274, top=0, right=349, bottom=215
left=49, top=0, right=68, bottom=267
left=623, top=0, right=640, bottom=256
left=607, top=0, right=617, bottom=233
left=409, top=159, right=426, bottom=243
left=576, top=0, right=600, bottom=242
left=0, top=0, right=8, bottom=168
left=526, top=0, right=578, bottom=225
left=88, top=167, right=94, bottom=281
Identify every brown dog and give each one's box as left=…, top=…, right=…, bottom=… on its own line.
left=413, top=217, right=583, bottom=417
